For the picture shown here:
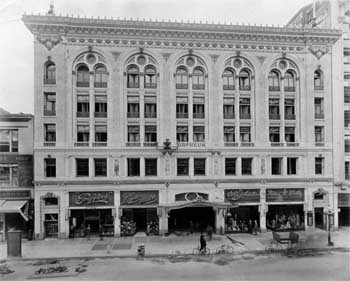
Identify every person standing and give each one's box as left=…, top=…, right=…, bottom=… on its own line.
left=199, top=233, right=206, bottom=253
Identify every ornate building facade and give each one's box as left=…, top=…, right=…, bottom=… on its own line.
left=23, top=8, right=342, bottom=239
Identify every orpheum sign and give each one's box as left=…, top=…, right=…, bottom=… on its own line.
left=69, top=191, right=114, bottom=206
left=225, top=189, right=260, bottom=203
left=266, top=188, right=304, bottom=202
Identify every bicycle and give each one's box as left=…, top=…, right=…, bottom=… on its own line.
left=264, top=239, right=283, bottom=253
left=192, top=245, right=211, bottom=255
left=215, top=244, right=234, bottom=254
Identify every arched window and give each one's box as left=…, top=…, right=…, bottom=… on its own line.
left=239, top=70, right=251, bottom=91
left=144, top=66, right=157, bottom=88
left=94, top=65, right=107, bottom=88
left=127, top=65, right=139, bottom=88
left=175, top=67, right=189, bottom=89
left=284, top=71, right=295, bottom=92
left=192, top=68, right=205, bottom=90
left=314, top=70, right=323, bottom=91
left=76, top=65, right=90, bottom=87
left=268, top=71, right=280, bottom=91
left=45, top=62, right=56, bottom=85
left=223, top=68, right=235, bottom=90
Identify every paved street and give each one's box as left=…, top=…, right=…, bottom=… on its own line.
left=1, top=251, right=349, bottom=281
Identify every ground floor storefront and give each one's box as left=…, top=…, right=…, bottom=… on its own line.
left=338, top=193, right=350, bottom=227
left=33, top=183, right=338, bottom=239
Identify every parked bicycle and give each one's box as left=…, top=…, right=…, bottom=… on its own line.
left=192, top=245, right=211, bottom=255
left=215, top=244, right=234, bottom=254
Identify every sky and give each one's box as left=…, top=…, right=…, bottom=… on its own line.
left=0, top=0, right=313, bottom=114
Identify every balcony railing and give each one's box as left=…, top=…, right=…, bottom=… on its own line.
left=74, top=142, right=89, bottom=147
left=127, top=112, right=140, bottom=118
left=176, top=83, right=188, bottom=89
left=223, top=85, right=235, bottom=90
left=144, top=112, right=157, bottom=118
left=127, top=83, right=139, bottom=88
left=240, top=142, right=254, bottom=147
left=92, top=142, right=107, bottom=147
left=176, top=113, right=188, bottom=119
left=192, top=84, right=205, bottom=90
left=76, top=81, right=90, bottom=87
left=269, top=114, right=280, bottom=120
left=286, top=142, right=299, bottom=147
left=94, top=82, right=107, bottom=88
left=44, top=110, right=56, bottom=116
left=44, top=78, right=56, bottom=85
left=239, top=85, right=251, bottom=91
left=314, top=86, right=324, bottom=91
left=314, top=113, right=324, bottom=119
left=94, top=112, right=107, bottom=118
left=239, top=113, right=251, bottom=119
left=269, top=86, right=280, bottom=92
left=126, top=142, right=141, bottom=147
left=224, top=142, right=238, bottom=147
left=143, top=142, right=158, bottom=147
left=224, top=113, right=235, bottom=119
left=44, top=142, right=56, bottom=147
left=193, top=113, right=205, bottom=119
left=285, top=114, right=296, bottom=120
left=144, top=83, right=157, bottom=89
left=271, top=142, right=284, bottom=146
left=315, top=142, right=325, bottom=146
left=284, top=86, right=296, bottom=92
left=76, top=112, right=90, bottom=118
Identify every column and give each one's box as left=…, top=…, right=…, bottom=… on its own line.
left=159, top=208, right=169, bottom=235
left=259, top=187, right=267, bottom=231
left=215, top=208, right=225, bottom=234
left=34, top=191, right=42, bottom=240
left=114, top=191, right=120, bottom=237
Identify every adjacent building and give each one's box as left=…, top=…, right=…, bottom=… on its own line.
left=22, top=6, right=342, bottom=239
left=288, top=0, right=350, bottom=227
left=0, top=108, right=34, bottom=240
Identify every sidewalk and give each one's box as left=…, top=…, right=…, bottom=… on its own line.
left=1, top=227, right=349, bottom=261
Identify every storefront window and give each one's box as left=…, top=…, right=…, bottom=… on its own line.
left=266, top=205, right=305, bottom=231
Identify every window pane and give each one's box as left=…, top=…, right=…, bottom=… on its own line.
left=177, top=158, right=189, bottom=176
left=127, top=158, right=140, bottom=176
left=194, top=158, right=206, bottom=175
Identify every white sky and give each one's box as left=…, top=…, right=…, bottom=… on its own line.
left=0, top=0, right=312, bottom=114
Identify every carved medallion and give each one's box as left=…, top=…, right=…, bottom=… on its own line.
left=308, top=45, right=329, bottom=60
left=36, top=35, right=62, bottom=51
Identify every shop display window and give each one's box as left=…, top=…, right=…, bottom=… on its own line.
left=266, top=205, right=305, bottom=231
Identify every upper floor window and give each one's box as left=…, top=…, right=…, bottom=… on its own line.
left=127, top=96, right=140, bottom=118
left=314, top=70, right=324, bottom=91
left=44, top=124, right=56, bottom=142
left=223, top=97, right=235, bottom=119
left=44, top=93, right=56, bottom=116
left=144, top=125, right=157, bottom=143
left=239, top=98, right=251, bottom=119
left=268, top=71, right=280, bottom=91
left=287, top=158, right=297, bottom=175
left=193, top=97, right=205, bottom=119
left=94, top=65, right=107, bottom=88
left=315, top=157, right=324, bottom=175
left=223, top=68, right=235, bottom=90
left=284, top=71, right=295, bottom=92
left=177, top=158, right=189, bottom=176
left=44, top=158, right=56, bottom=178
left=0, top=165, right=18, bottom=186
left=239, top=70, right=251, bottom=91
left=285, top=127, right=295, bottom=143
left=224, top=126, right=235, bottom=143
left=345, top=110, right=350, bottom=128
left=345, top=87, right=350, bottom=104
left=145, top=158, right=157, bottom=176
left=284, top=99, right=295, bottom=120
left=77, top=95, right=90, bottom=118
left=144, top=66, right=157, bottom=88
left=314, top=98, right=324, bottom=119
left=127, top=65, right=139, bottom=88
left=194, top=158, right=206, bottom=175
left=269, top=99, right=280, bottom=120
left=44, top=62, right=56, bottom=85
left=176, top=67, right=189, bottom=89
left=271, top=157, right=282, bottom=175
left=76, top=65, right=90, bottom=87
left=77, top=125, right=89, bottom=143
left=345, top=161, right=350, bottom=180
left=269, top=127, right=280, bottom=143
left=94, top=95, right=107, bottom=118
left=240, top=126, right=251, bottom=143
left=315, top=126, right=325, bottom=143
left=241, top=158, right=253, bottom=175
left=144, top=96, right=157, bottom=118
left=128, top=158, right=140, bottom=176
left=76, top=158, right=89, bottom=177
left=127, top=125, right=140, bottom=143
left=94, top=158, right=107, bottom=177
left=95, top=125, right=107, bottom=143
left=0, top=129, right=18, bottom=152
left=192, top=68, right=205, bottom=90
left=193, top=126, right=205, bottom=142
left=225, top=158, right=236, bottom=175
left=176, top=97, right=188, bottom=119
left=177, top=126, right=188, bottom=142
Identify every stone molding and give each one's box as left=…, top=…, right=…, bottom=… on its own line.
left=308, top=45, right=330, bottom=60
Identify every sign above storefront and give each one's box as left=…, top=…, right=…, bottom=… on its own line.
left=69, top=191, right=114, bottom=206
left=175, top=192, right=209, bottom=202
left=120, top=191, right=159, bottom=206
left=0, top=190, right=31, bottom=199
left=338, top=193, right=350, bottom=207
left=225, top=189, right=260, bottom=203
left=266, top=188, right=304, bottom=202
left=0, top=155, right=32, bottom=163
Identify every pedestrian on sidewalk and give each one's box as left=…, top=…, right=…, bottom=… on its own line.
left=253, top=220, right=259, bottom=235
left=86, top=224, right=91, bottom=240
left=200, top=233, right=207, bottom=253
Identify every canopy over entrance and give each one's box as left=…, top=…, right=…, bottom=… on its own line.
left=162, top=200, right=236, bottom=211
left=0, top=200, right=29, bottom=221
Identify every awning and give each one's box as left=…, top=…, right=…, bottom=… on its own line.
left=163, top=200, right=237, bottom=211
left=0, top=200, right=28, bottom=221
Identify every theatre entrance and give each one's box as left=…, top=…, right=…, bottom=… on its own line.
left=168, top=207, right=215, bottom=233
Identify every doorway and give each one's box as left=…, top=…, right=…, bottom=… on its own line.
left=314, top=208, right=324, bottom=229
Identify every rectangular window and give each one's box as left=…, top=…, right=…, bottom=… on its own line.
left=223, top=97, right=235, bottom=119
left=77, top=95, right=90, bottom=118
left=0, top=165, right=18, bottom=186
left=344, top=48, right=350, bottom=57
left=345, top=111, right=350, bottom=128
left=240, top=126, right=251, bottom=143
left=44, top=124, right=56, bottom=142
left=144, top=125, right=157, bottom=143
left=315, top=157, right=324, bottom=175
left=315, top=126, right=324, bottom=143
left=177, top=158, right=189, bottom=176
left=127, top=96, right=140, bottom=118
left=144, top=96, right=157, bottom=118
left=239, top=98, right=251, bottom=119
left=287, top=157, right=297, bottom=175
left=269, top=127, right=280, bottom=143
left=193, top=126, right=205, bottom=142
left=145, top=158, right=157, bottom=176
left=45, top=158, right=56, bottom=177
left=127, top=125, right=140, bottom=143
left=94, top=95, right=107, bottom=118
left=345, top=139, right=350, bottom=153
left=0, top=129, right=18, bottom=152
left=44, top=93, right=56, bottom=116
left=194, top=158, right=206, bottom=176
left=94, top=158, right=107, bottom=177
left=269, top=98, right=280, bottom=120
left=285, top=127, right=295, bottom=143
left=241, top=158, right=252, bottom=175
left=271, top=158, right=282, bottom=175
left=224, top=126, right=235, bottom=143
left=76, top=158, right=89, bottom=177
left=193, top=97, right=205, bottom=119
left=284, top=99, right=295, bottom=120
left=225, top=158, right=236, bottom=175
left=177, top=126, right=188, bottom=142
left=95, top=125, right=107, bottom=142
left=314, top=98, right=324, bottom=119
left=176, top=97, right=188, bottom=119
left=127, top=158, right=140, bottom=176
left=345, top=87, right=350, bottom=104
left=345, top=161, right=350, bottom=180
left=77, top=125, right=89, bottom=142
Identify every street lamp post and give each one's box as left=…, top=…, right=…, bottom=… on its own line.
left=326, top=208, right=334, bottom=247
